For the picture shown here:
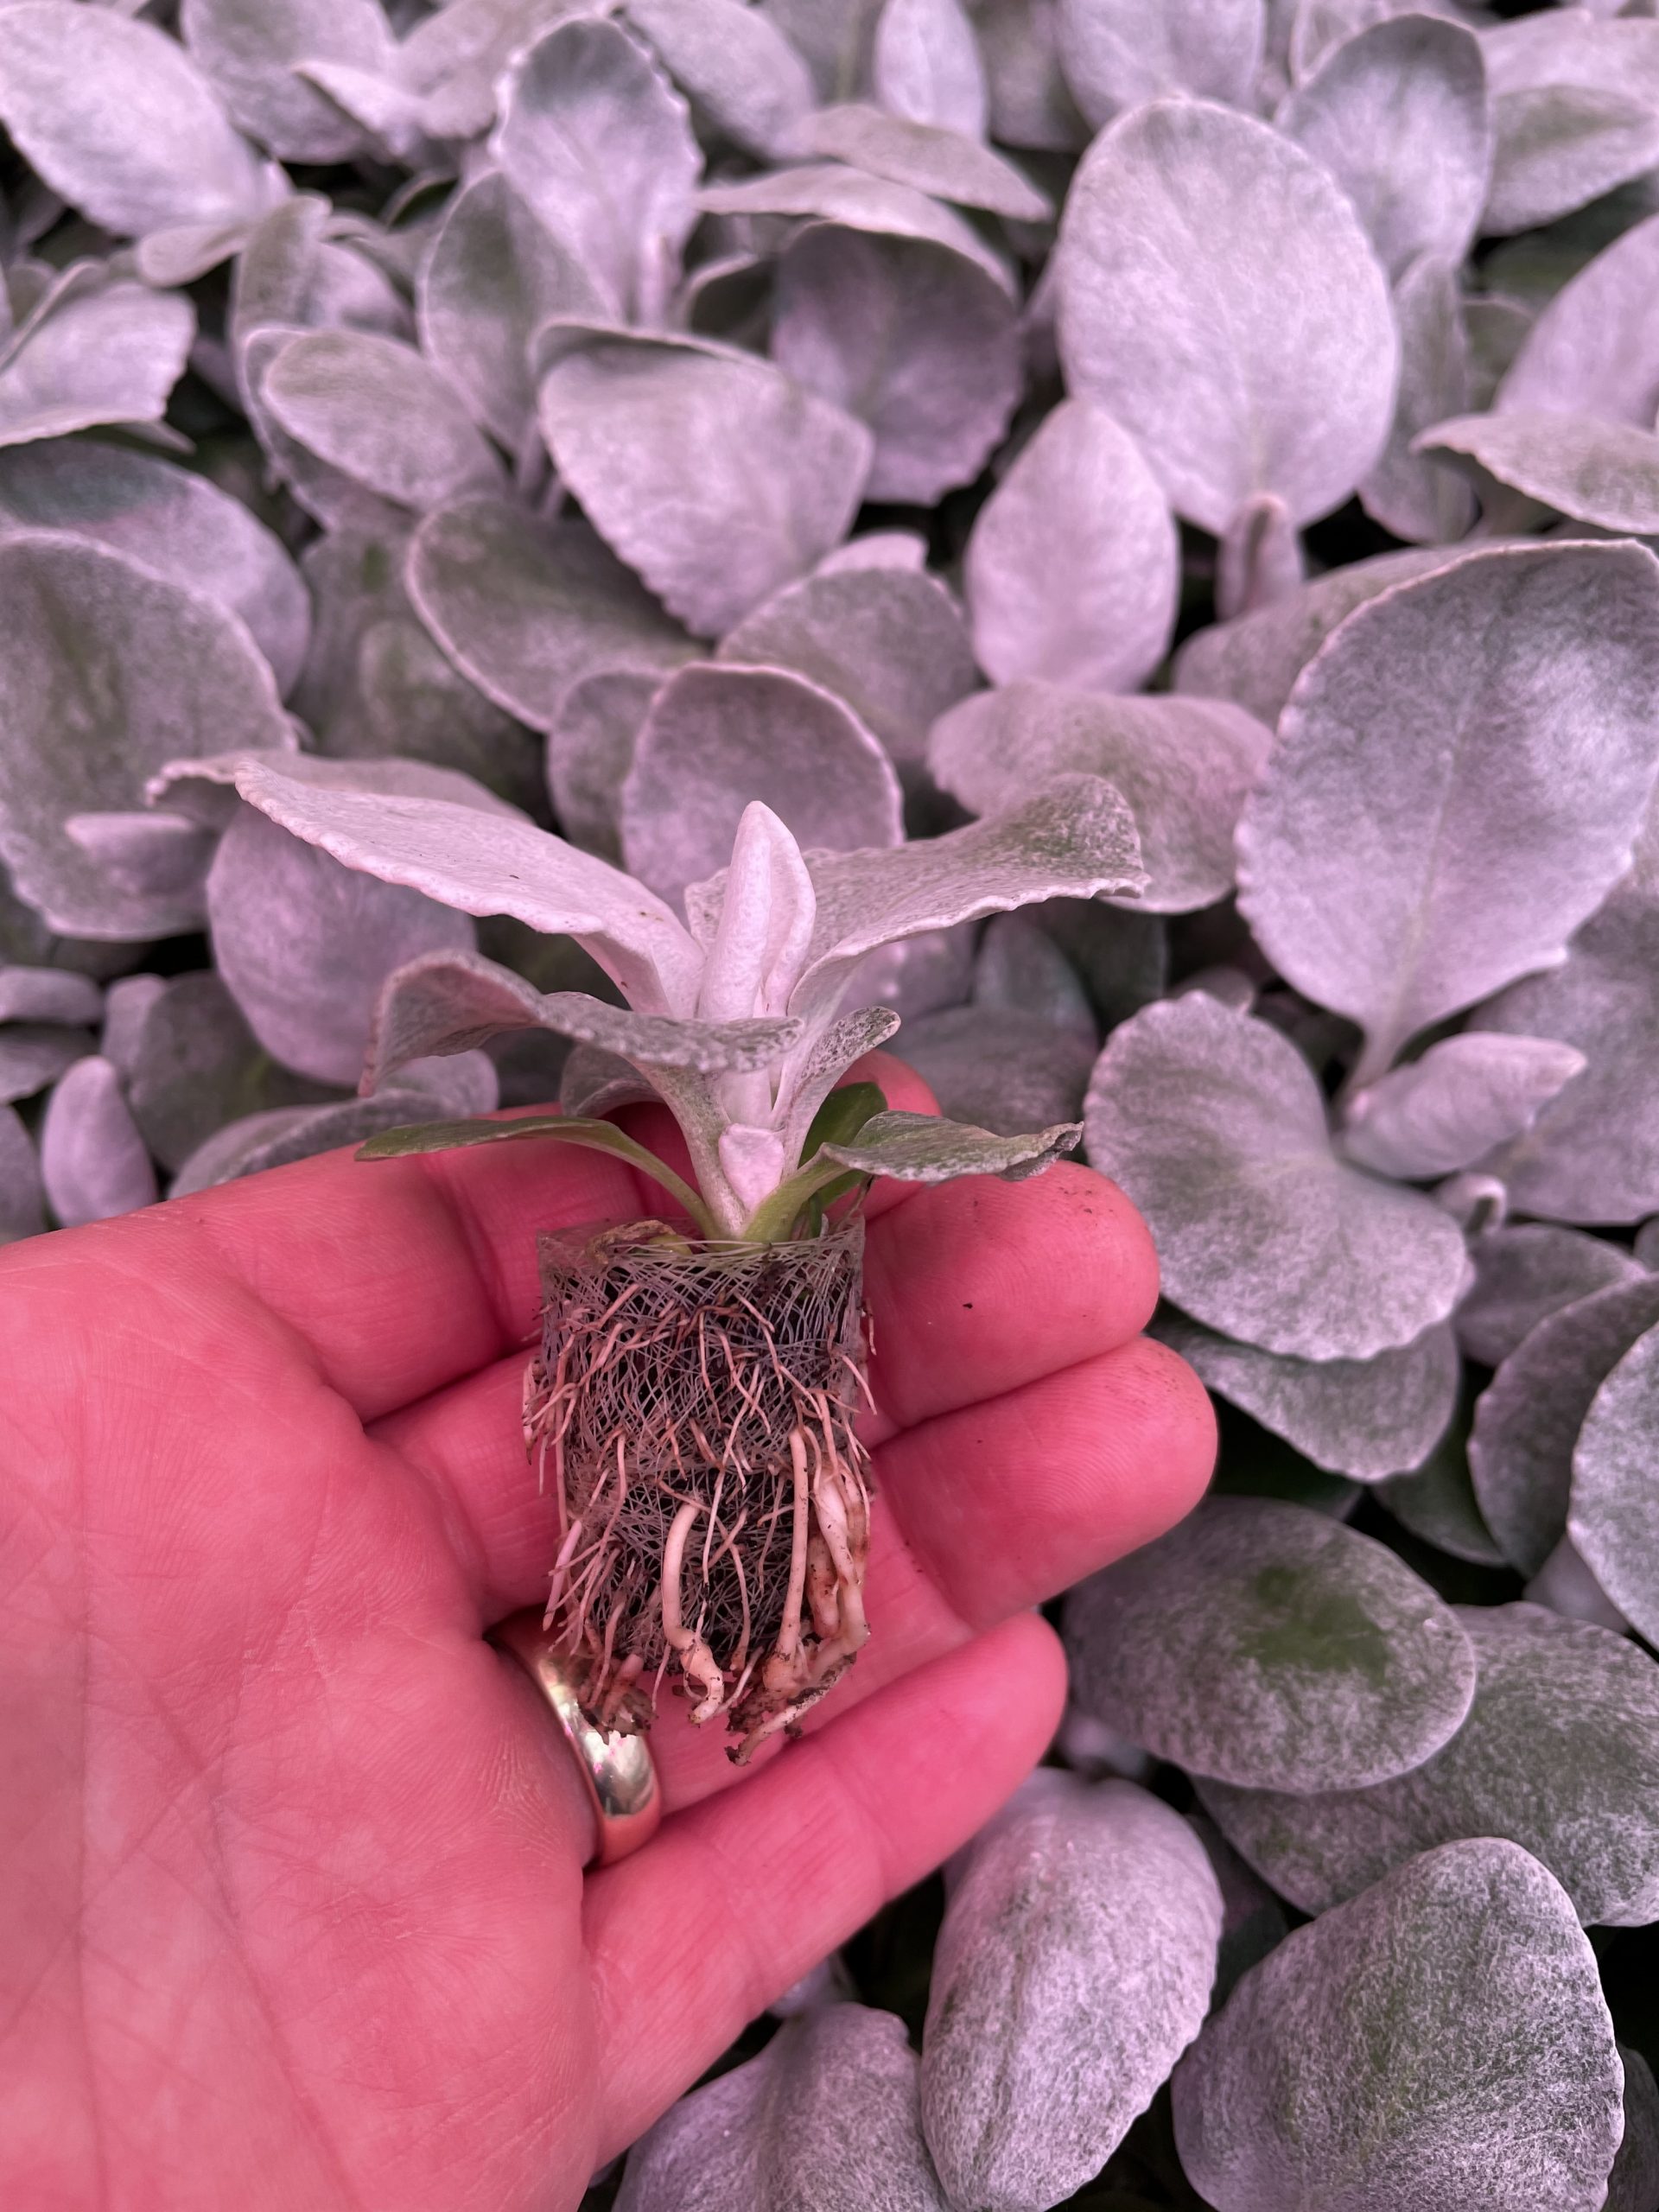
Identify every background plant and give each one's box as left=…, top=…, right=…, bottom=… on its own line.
left=5, top=0, right=1659, bottom=2207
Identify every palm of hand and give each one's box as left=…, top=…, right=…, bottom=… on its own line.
left=0, top=1062, right=1211, bottom=2212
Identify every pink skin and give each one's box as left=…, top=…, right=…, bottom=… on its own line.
left=0, top=1054, right=1214, bottom=2211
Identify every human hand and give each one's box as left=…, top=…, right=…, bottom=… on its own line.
left=0, top=1058, right=1213, bottom=2211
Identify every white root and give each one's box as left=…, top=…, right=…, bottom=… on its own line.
left=660, top=1498, right=728, bottom=1724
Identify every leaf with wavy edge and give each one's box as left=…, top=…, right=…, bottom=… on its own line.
left=626, top=0, right=814, bottom=156
left=363, top=948, right=798, bottom=1094
left=1057, top=0, right=1262, bottom=124
left=537, top=330, right=873, bottom=639
left=1456, top=1223, right=1643, bottom=1369
left=1421, top=409, right=1659, bottom=531
left=931, top=683, right=1269, bottom=915
left=222, top=753, right=704, bottom=1017
left=1157, top=1313, right=1459, bottom=1482
left=262, top=329, right=504, bottom=512
left=0, top=271, right=195, bottom=452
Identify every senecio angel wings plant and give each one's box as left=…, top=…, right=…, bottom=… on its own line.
left=197, top=750, right=1142, bottom=1757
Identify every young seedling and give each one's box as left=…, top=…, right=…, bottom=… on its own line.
left=209, top=753, right=1144, bottom=1757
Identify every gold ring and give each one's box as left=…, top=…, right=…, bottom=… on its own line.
left=490, top=1610, right=663, bottom=1867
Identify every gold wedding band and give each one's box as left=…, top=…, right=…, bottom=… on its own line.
left=491, top=1610, right=663, bottom=1867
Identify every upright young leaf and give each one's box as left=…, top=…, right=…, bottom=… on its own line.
left=0, top=537, right=291, bottom=939
left=873, top=0, right=987, bottom=137
left=1571, top=1325, right=1659, bottom=1646
left=40, top=1056, right=157, bottom=1228
left=537, top=332, right=873, bottom=638
left=0, top=2, right=279, bottom=239
left=967, top=0, right=1085, bottom=149
left=1236, top=543, right=1659, bottom=1081
left=416, top=172, right=606, bottom=452
left=0, top=442, right=309, bottom=696
left=1057, top=99, right=1397, bottom=531
left=1056, top=0, right=1263, bottom=124
left=1278, top=16, right=1491, bottom=281
left=771, top=225, right=1021, bottom=506
left=1199, top=1605, right=1659, bottom=1927
left=718, top=567, right=977, bottom=768
left=1172, top=1840, right=1623, bottom=2212
left=491, top=18, right=701, bottom=327
left=1065, top=1495, right=1478, bottom=1791
left=962, top=401, right=1178, bottom=696
left=931, top=685, right=1270, bottom=914
left=1084, top=995, right=1466, bottom=1359
left=408, top=496, right=691, bottom=734
left=620, top=664, right=901, bottom=911
left=180, top=0, right=397, bottom=163
left=921, top=1773, right=1222, bottom=2211
left=624, top=0, right=815, bottom=159
left=1469, top=1274, right=1659, bottom=1576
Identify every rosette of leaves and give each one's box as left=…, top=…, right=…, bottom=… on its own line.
left=157, top=746, right=1140, bottom=1754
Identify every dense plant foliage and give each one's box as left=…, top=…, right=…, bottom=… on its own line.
left=5, top=0, right=1659, bottom=2207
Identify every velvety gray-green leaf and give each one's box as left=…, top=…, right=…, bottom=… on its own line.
left=1157, top=1313, right=1459, bottom=1483
left=1084, top=995, right=1467, bottom=1360
left=922, top=1772, right=1222, bottom=2212
left=1236, top=542, right=1659, bottom=1081
left=39, top=1054, right=157, bottom=1228
left=931, top=683, right=1269, bottom=915
left=1199, top=1604, right=1659, bottom=1927
left=1470, top=1274, right=1659, bottom=1576
left=1172, top=1837, right=1623, bottom=2212
left=1571, top=1323, right=1659, bottom=1647
left=1065, top=1494, right=1477, bottom=1791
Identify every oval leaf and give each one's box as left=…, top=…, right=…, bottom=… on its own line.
left=1171, top=1837, right=1623, bottom=2212
left=1065, top=1494, right=1478, bottom=1792
left=40, top=1054, right=157, bottom=1227
left=922, top=1771, right=1222, bottom=2209
left=1199, top=1603, right=1659, bottom=1928
left=1084, top=995, right=1467, bottom=1360
left=963, top=400, right=1177, bottom=696
left=1456, top=1222, right=1644, bottom=1370
left=1237, top=542, right=1659, bottom=1080
left=1341, top=1031, right=1587, bottom=1181
left=1057, top=98, right=1397, bottom=531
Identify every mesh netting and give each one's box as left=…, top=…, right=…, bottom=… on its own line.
left=524, top=1217, right=872, bottom=1760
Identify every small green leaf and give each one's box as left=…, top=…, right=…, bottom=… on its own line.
left=355, top=1111, right=715, bottom=1231
left=800, top=1078, right=886, bottom=1163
